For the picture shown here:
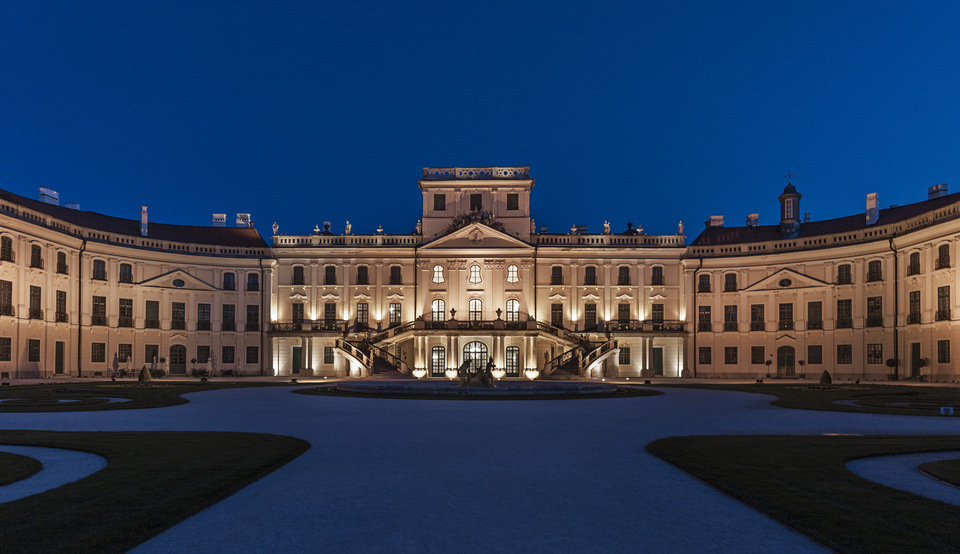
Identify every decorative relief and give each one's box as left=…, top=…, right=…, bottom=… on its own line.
left=936, top=271, right=953, bottom=284
left=469, top=229, right=484, bottom=245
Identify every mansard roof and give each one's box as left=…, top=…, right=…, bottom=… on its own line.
left=0, top=188, right=269, bottom=248
left=691, top=190, right=960, bottom=247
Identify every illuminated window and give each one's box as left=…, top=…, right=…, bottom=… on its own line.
left=506, top=265, right=519, bottom=284
left=431, top=346, right=446, bottom=376
left=432, top=265, right=444, bottom=284
left=651, top=266, right=664, bottom=286
left=468, top=264, right=482, bottom=284
left=431, top=299, right=445, bottom=321
left=505, top=299, right=519, bottom=322
left=505, top=346, right=520, bottom=377
left=469, top=298, right=482, bottom=321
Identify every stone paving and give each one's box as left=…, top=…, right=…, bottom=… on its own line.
left=1, top=382, right=959, bottom=552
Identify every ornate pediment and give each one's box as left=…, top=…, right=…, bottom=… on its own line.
left=742, top=268, right=829, bottom=293
left=421, top=223, right=533, bottom=251
left=140, top=269, right=218, bottom=291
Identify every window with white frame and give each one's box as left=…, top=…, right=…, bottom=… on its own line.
left=505, top=299, right=519, bottom=322
left=469, top=298, right=482, bottom=321
left=506, top=264, right=520, bottom=284
left=432, top=298, right=445, bottom=321
left=468, top=264, right=482, bottom=284
left=432, top=264, right=445, bottom=284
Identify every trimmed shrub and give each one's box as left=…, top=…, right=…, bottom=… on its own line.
left=138, top=367, right=152, bottom=382
left=819, top=370, right=832, bottom=385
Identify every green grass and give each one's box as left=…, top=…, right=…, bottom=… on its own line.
left=0, top=431, right=310, bottom=553
left=655, top=381, right=960, bottom=416
left=648, top=435, right=960, bottom=552
left=0, top=381, right=297, bottom=412
left=0, top=451, right=42, bottom=486
left=920, top=458, right=960, bottom=487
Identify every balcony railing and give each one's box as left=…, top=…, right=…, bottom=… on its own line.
left=936, top=258, right=950, bottom=270
left=55, top=311, right=68, bottom=323
left=698, top=285, right=711, bottom=293
left=866, top=316, right=883, bottom=328
left=145, top=319, right=160, bottom=329
left=778, top=321, right=794, bottom=330
left=30, top=259, right=43, bottom=269
left=0, top=252, right=13, bottom=262
left=906, top=264, right=920, bottom=276
left=750, top=321, right=764, bottom=331
left=0, top=304, right=13, bottom=317
left=92, top=271, right=107, bottom=281
left=29, top=308, right=43, bottom=320
left=118, top=317, right=134, bottom=328
left=836, top=277, right=852, bottom=285
left=222, top=320, right=236, bottom=332
left=604, top=319, right=684, bottom=332
left=907, top=313, right=921, bottom=324
left=698, top=322, right=713, bottom=332
left=56, top=264, right=68, bottom=274
left=807, top=320, right=823, bottom=330
left=270, top=319, right=346, bottom=333
left=246, top=321, right=259, bottom=332
left=936, top=309, right=951, bottom=321
left=91, top=315, right=108, bottom=326
left=171, top=320, right=186, bottom=330
left=836, top=318, right=853, bottom=329
left=724, top=321, right=738, bottom=332
left=197, top=321, right=211, bottom=331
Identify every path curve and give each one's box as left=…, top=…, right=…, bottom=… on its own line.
left=0, top=446, right=107, bottom=503
left=847, top=451, right=960, bottom=506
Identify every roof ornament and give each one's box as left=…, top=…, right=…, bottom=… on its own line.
left=678, top=220, right=683, bottom=235
left=272, top=221, right=278, bottom=236
left=603, top=221, right=610, bottom=234
left=345, top=221, right=351, bottom=235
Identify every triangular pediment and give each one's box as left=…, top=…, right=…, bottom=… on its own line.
left=743, top=268, right=829, bottom=292
left=140, top=269, right=218, bottom=291
left=421, top=223, right=532, bottom=251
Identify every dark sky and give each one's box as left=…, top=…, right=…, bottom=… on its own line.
left=2, top=2, right=959, bottom=238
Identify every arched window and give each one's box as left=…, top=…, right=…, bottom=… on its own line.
left=432, top=264, right=445, bottom=284
left=469, top=298, right=482, bottom=321
left=389, top=266, right=402, bottom=285
left=867, top=260, right=882, bottom=282
left=431, top=298, right=445, bottom=321
left=431, top=346, right=446, bottom=377
left=506, top=264, right=520, bottom=284
left=505, top=346, right=520, bottom=377
left=505, top=299, right=520, bottom=322
left=584, top=266, right=597, bottom=285
left=462, top=341, right=488, bottom=371
left=56, top=252, right=68, bottom=274
left=356, top=266, right=368, bottom=285
left=0, top=236, right=12, bottom=262
left=837, top=264, right=852, bottom=285
left=222, top=272, right=235, bottom=290
left=938, top=244, right=951, bottom=269
left=651, top=266, right=664, bottom=286
left=698, top=274, right=711, bottom=293
left=908, top=252, right=920, bottom=275
left=293, top=266, right=305, bottom=285
left=30, top=244, right=42, bottom=269
left=724, top=273, right=737, bottom=292
left=324, top=266, right=337, bottom=285
left=119, top=263, right=133, bottom=283
left=92, top=259, right=107, bottom=280
left=617, top=266, right=630, bottom=285
left=468, top=264, right=482, bottom=284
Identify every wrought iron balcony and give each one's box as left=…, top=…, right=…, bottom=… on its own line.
left=936, top=258, right=951, bottom=270
left=906, top=263, right=920, bottom=276
left=750, top=321, right=765, bottom=331
left=222, top=320, right=236, bottom=332
left=91, top=315, right=108, bottom=326
left=55, top=311, right=68, bottom=323
left=30, top=259, right=43, bottom=270
left=56, top=263, right=68, bottom=274
left=171, top=320, right=186, bottom=330
left=907, top=313, right=921, bottom=324
left=145, top=318, right=160, bottom=329
left=118, top=317, right=134, bottom=328
left=807, top=320, right=823, bottom=330
left=29, top=308, right=43, bottom=320
left=835, top=318, right=853, bottom=329
left=936, top=310, right=951, bottom=321
left=196, top=321, right=211, bottom=331
left=865, top=316, right=883, bottom=328
left=270, top=319, right=346, bottom=333
left=724, top=321, right=738, bottom=332
left=1, top=304, right=15, bottom=317
left=778, top=321, right=794, bottom=330
left=698, top=322, right=713, bottom=332
left=246, top=321, right=259, bottom=332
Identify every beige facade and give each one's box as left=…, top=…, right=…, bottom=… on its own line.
left=2, top=168, right=959, bottom=381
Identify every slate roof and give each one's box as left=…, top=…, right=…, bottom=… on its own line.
left=0, top=188, right=269, bottom=248
left=691, top=191, right=960, bottom=247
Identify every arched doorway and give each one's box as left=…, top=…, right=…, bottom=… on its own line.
left=462, top=341, right=488, bottom=372
left=777, top=345, right=795, bottom=377
left=169, top=344, right=187, bottom=375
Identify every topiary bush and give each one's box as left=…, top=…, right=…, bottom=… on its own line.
left=819, top=370, right=832, bottom=385
left=138, top=367, right=152, bottom=382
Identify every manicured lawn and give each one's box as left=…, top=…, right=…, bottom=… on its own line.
left=0, top=431, right=309, bottom=552
left=0, top=451, right=42, bottom=486
left=648, top=435, right=960, bottom=552
left=0, top=381, right=297, bottom=412
left=654, top=381, right=960, bottom=416
left=920, top=458, right=960, bottom=487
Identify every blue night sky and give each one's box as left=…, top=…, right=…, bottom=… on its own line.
left=2, top=2, right=959, bottom=238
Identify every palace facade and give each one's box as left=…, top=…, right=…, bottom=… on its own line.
left=1, top=168, right=957, bottom=381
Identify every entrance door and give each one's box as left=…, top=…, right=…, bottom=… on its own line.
left=777, top=346, right=795, bottom=377
left=292, top=346, right=302, bottom=375
left=169, top=345, right=187, bottom=374
left=54, top=341, right=64, bottom=374
left=652, top=347, right=664, bottom=376
left=911, top=342, right=921, bottom=378
left=462, top=341, right=488, bottom=372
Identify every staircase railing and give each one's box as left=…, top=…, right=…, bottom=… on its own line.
left=543, top=344, right=587, bottom=376
left=368, top=344, right=409, bottom=374
left=335, top=339, right=372, bottom=376
left=583, top=339, right=617, bottom=368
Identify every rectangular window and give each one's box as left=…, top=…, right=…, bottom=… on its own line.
left=119, top=264, right=133, bottom=283
left=172, top=302, right=185, bottom=330
left=91, top=342, right=105, bottom=363
left=246, top=305, right=259, bottom=331
left=778, top=303, right=793, bottom=330
left=837, top=344, right=852, bottom=364
left=56, top=290, right=67, bottom=322
left=197, top=303, right=211, bottom=331
left=431, top=346, right=446, bottom=376
left=584, top=303, right=597, bottom=330
left=221, top=346, right=235, bottom=364
left=938, top=244, right=951, bottom=269
left=699, top=346, right=712, bottom=365
left=324, top=266, right=336, bottom=285
left=807, top=301, right=822, bottom=330
left=724, top=273, right=737, bottom=292
left=751, top=346, right=764, bottom=365
left=292, top=266, right=305, bottom=285
left=144, top=344, right=158, bottom=365
left=909, top=291, right=921, bottom=324
left=324, top=303, right=336, bottom=323
left=92, top=296, right=107, bottom=326
left=867, top=260, right=882, bottom=282
left=808, top=345, right=822, bottom=364
left=750, top=304, right=764, bottom=331
left=698, top=306, right=711, bottom=332
left=223, top=273, right=236, bottom=291
left=356, top=266, right=369, bottom=285
left=867, top=343, right=883, bottom=364
left=506, top=193, right=519, bottom=211
left=866, top=296, right=882, bottom=327
left=617, top=266, right=630, bottom=286
left=118, top=298, right=133, bottom=327
left=389, top=303, right=401, bottom=326
left=724, top=346, right=737, bottom=365
left=0, top=280, right=12, bottom=316
left=247, top=273, right=259, bottom=291
left=145, top=300, right=160, bottom=329
left=837, top=264, right=852, bottom=285
left=292, top=303, right=304, bottom=325
left=470, top=193, right=482, bottom=212
left=551, top=303, right=563, bottom=327
left=836, top=299, right=852, bottom=328
left=505, top=346, right=520, bottom=377
left=938, top=340, right=951, bottom=364
left=29, top=286, right=41, bottom=319
left=618, top=347, right=631, bottom=365
left=0, top=337, right=10, bottom=361
left=618, top=303, right=630, bottom=325
left=222, top=304, right=235, bottom=331
left=433, top=193, right=446, bottom=212
left=92, top=260, right=106, bottom=280
left=0, top=238, right=12, bottom=262
left=390, top=266, right=402, bottom=285
left=651, top=303, right=664, bottom=324
left=118, top=343, right=132, bottom=364
left=937, top=286, right=951, bottom=320
left=356, top=302, right=369, bottom=330
left=724, top=305, right=737, bottom=332
left=324, top=346, right=335, bottom=364
left=246, top=346, right=259, bottom=364
left=56, top=252, right=68, bottom=274
left=651, top=266, right=664, bottom=286
left=698, top=274, right=711, bottom=293
left=551, top=266, right=563, bottom=285
left=584, top=266, right=597, bottom=285
left=197, top=345, right=210, bottom=364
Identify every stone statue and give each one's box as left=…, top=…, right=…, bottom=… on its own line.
left=530, top=219, right=536, bottom=234
left=345, top=221, right=352, bottom=235
left=571, top=224, right=577, bottom=234
left=678, top=220, right=684, bottom=235
left=603, top=220, right=610, bottom=234
left=415, top=220, right=422, bottom=234
left=272, top=221, right=279, bottom=236
left=458, top=357, right=496, bottom=387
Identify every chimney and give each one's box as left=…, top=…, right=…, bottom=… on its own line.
left=929, top=183, right=949, bottom=200
left=38, top=187, right=60, bottom=206
left=708, top=215, right=724, bottom=227
left=746, top=213, right=759, bottom=227
left=212, top=213, right=226, bottom=227
left=866, top=192, right=879, bottom=225
left=140, top=206, right=148, bottom=237
left=236, top=213, right=252, bottom=227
